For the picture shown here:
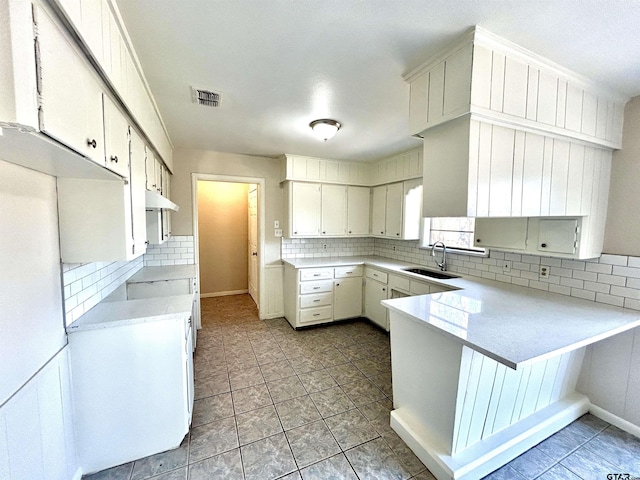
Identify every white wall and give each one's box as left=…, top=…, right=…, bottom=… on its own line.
left=0, top=161, right=79, bottom=480
left=170, top=149, right=283, bottom=266
left=604, top=95, right=640, bottom=256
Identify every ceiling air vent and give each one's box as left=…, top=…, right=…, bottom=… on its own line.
left=192, top=87, right=221, bottom=107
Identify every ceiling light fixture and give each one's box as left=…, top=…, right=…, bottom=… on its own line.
left=309, top=119, right=341, bottom=141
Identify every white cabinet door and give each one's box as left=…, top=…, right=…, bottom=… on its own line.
left=473, top=218, right=528, bottom=250
left=103, top=94, right=130, bottom=178
left=79, top=0, right=104, bottom=64
left=291, top=182, right=321, bottom=237
left=347, top=186, right=370, bottom=235
left=371, top=185, right=387, bottom=236
left=37, top=6, right=105, bottom=165
left=364, top=279, right=388, bottom=331
left=129, top=128, right=148, bottom=256
left=321, top=184, right=347, bottom=236
left=385, top=182, right=404, bottom=238
left=334, top=277, right=363, bottom=320
left=403, top=179, right=422, bottom=240
left=145, top=146, right=156, bottom=191
left=537, top=219, right=578, bottom=254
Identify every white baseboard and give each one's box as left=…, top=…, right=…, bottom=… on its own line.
left=200, top=289, right=248, bottom=298
left=260, top=311, right=285, bottom=320
left=589, top=403, right=640, bottom=438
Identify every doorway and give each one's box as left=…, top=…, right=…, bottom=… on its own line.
left=193, top=175, right=264, bottom=312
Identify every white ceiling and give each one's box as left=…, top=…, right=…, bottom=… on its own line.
left=115, top=0, right=640, bottom=162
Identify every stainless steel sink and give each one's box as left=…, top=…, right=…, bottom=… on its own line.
left=402, top=267, right=459, bottom=280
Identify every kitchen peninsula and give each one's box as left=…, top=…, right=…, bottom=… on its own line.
left=382, top=277, right=640, bottom=480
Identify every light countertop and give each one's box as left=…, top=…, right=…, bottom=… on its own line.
left=128, top=264, right=197, bottom=283
left=283, top=256, right=640, bottom=369
left=66, top=294, right=194, bottom=332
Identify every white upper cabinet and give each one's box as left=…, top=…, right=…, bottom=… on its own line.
left=346, top=186, right=371, bottom=236
left=385, top=182, right=403, bottom=238
left=287, top=182, right=321, bottom=237
left=37, top=6, right=105, bottom=165
left=370, top=181, right=422, bottom=240
left=130, top=128, right=148, bottom=255
left=370, top=185, right=387, bottom=237
left=102, top=94, right=130, bottom=177
left=321, top=184, right=347, bottom=236
left=405, top=26, right=628, bottom=149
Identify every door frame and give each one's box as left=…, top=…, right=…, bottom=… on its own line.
left=192, top=173, right=265, bottom=317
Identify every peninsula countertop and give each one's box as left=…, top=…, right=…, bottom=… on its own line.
left=283, top=255, right=640, bottom=369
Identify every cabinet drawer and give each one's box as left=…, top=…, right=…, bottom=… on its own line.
left=300, top=281, right=333, bottom=295
left=409, top=281, right=431, bottom=295
left=300, top=292, right=333, bottom=309
left=300, top=306, right=333, bottom=324
left=335, top=265, right=363, bottom=278
left=365, top=268, right=388, bottom=284
left=389, top=274, right=410, bottom=292
left=300, top=268, right=334, bottom=281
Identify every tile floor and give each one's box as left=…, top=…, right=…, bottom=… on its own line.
left=86, top=294, right=640, bottom=480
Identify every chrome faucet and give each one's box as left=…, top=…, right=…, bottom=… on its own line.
left=432, top=241, right=447, bottom=271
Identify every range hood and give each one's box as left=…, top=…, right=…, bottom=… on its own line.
left=145, top=190, right=179, bottom=211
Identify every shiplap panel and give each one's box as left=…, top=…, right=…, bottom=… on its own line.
left=605, top=100, right=616, bottom=142
left=467, top=120, right=481, bottom=216
left=38, top=360, right=68, bottom=480
left=565, top=84, right=583, bottom=133
left=537, top=71, right=558, bottom=126
left=409, top=73, right=428, bottom=134
left=536, top=355, right=562, bottom=410
left=443, top=44, right=473, bottom=115
left=566, top=144, right=585, bottom=215
left=264, top=265, right=285, bottom=318
left=492, top=366, right=524, bottom=433
left=490, top=51, right=505, bottom=112
left=428, top=64, right=445, bottom=122
left=482, top=364, right=507, bottom=439
left=511, top=130, right=526, bottom=216
left=519, top=361, right=547, bottom=420
left=452, top=347, right=475, bottom=452
left=489, top=125, right=515, bottom=216
left=526, top=67, right=539, bottom=121
left=503, top=57, right=528, bottom=118
left=453, top=350, right=485, bottom=453
left=521, top=133, right=545, bottom=217
left=476, top=122, right=493, bottom=216
left=510, top=364, right=532, bottom=424
left=540, top=137, right=554, bottom=216
left=306, top=158, right=320, bottom=180
left=470, top=44, right=492, bottom=109
left=556, top=80, right=568, bottom=128
left=465, top=356, right=498, bottom=447
left=550, top=140, right=570, bottom=216
left=581, top=91, right=598, bottom=137
left=551, top=353, right=572, bottom=403
left=595, top=97, right=609, bottom=140
left=580, top=148, right=595, bottom=216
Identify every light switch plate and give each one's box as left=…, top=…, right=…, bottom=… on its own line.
left=274, top=228, right=282, bottom=237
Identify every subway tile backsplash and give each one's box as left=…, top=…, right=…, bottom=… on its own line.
left=281, top=237, right=375, bottom=258
left=143, top=235, right=195, bottom=266
left=373, top=237, right=640, bottom=312
left=63, top=236, right=195, bottom=325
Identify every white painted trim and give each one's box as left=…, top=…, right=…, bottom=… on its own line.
left=72, top=467, right=83, bottom=480
left=589, top=403, right=640, bottom=438
left=191, top=173, right=266, bottom=318
left=201, top=290, right=249, bottom=298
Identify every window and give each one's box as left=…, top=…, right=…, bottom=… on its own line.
left=419, top=217, right=486, bottom=254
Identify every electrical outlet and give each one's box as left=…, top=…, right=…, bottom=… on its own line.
left=274, top=220, right=280, bottom=228
left=502, top=260, right=512, bottom=273
left=322, top=243, right=327, bottom=250
left=274, top=228, right=282, bottom=237
left=539, top=265, right=549, bottom=278
left=392, top=246, right=396, bottom=251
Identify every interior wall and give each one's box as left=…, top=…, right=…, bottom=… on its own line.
left=197, top=181, right=249, bottom=295
left=171, top=149, right=283, bottom=266
left=604, top=95, right=640, bottom=256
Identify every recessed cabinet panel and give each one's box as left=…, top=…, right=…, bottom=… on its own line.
left=321, top=184, right=347, bottom=236
left=474, top=217, right=528, bottom=250
left=103, top=95, right=130, bottom=177
left=371, top=185, right=387, bottom=236
left=428, top=63, right=445, bottom=122
left=347, top=186, right=371, bottom=235
left=130, top=129, right=147, bottom=254
left=537, top=219, right=578, bottom=255
left=334, top=277, right=363, bottom=320
left=364, top=279, right=388, bottom=331
left=37, top=6, right=105, bottom=165
left=385, top=182, right=404, bottom=238
left=291, top=182, right=321, bottom=237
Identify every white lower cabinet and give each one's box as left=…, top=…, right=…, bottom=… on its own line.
left=284, top=264, right=363, bottom=328
left=364, top=277, right=389, bottom=331
left=68, top=310, right=193, bottom=474
left=334, top=277, right=363, bottom=320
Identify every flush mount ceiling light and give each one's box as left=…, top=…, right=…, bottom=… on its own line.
left=309, top=119, right=341, bottom=141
